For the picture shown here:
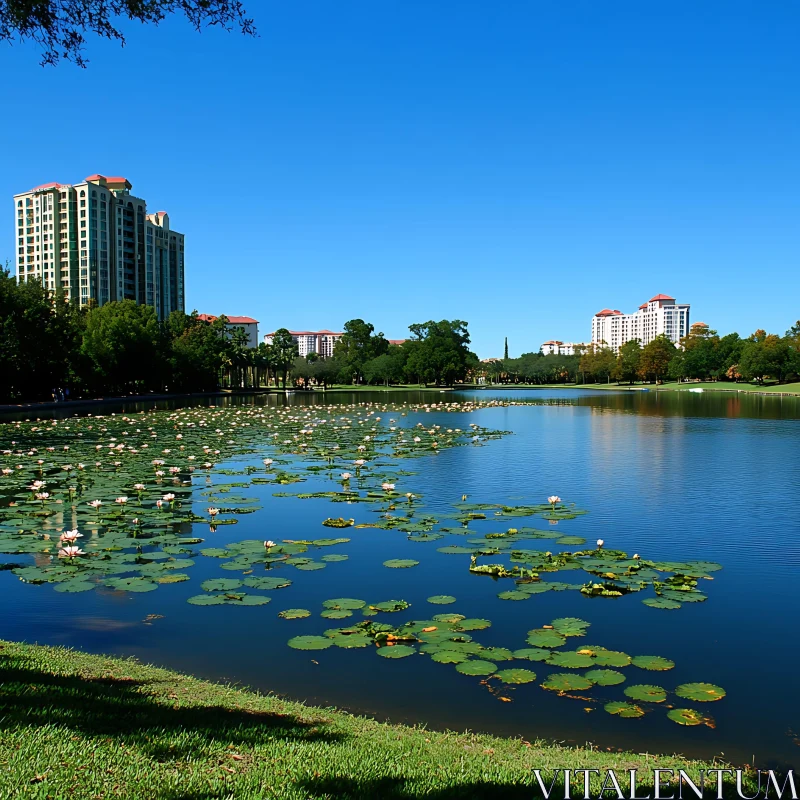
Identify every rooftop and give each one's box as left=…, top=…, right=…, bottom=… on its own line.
left=595, top=309, right=623, bottom=317
left=198, top=314, right=259, bottom=325
left=649, top=293, right=675, bottom=302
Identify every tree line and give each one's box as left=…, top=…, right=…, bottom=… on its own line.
left=0, top=270, right=478, bottom=402
left=486, top=324, right=800, bottom=386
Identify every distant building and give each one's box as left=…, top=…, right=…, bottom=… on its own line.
left=199, top=314, right=259, bottom=348
left=13, top=174, right=184, bottom=320
left=264, top=330, right=343, bottom=357
left=540, top=341, right=590, bottom=356
left=591, top=294, right=690, bottom=352
left=388, top=339, right=407, bottom=346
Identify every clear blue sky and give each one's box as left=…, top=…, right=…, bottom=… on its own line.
left=2, top=1, right=798, bottom=358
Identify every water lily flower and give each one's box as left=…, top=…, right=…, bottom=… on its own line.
left=354, top=459, right=366, bottom=467
left=162, top=493, right=175, bottom=502
left=596, top=539, right=604, bottom=548
left=133, top=484, right=145, bottom=491
left=35, top=492, right=49, bottom=501
left=88, top=500, right=102, bottom=509
left=58, top=545, right=85, bottom=558
left=115, top=497, right=128, bottom=504
left=264, top=540, right=276, bottom=549
left=59, top=530, right=82, bottom=543
left=340, top=472, right=352, bottom=481
left=633, top=553, right=640, bottom=560
left=547, top=495, right=561, bottom=507
left=207, top=507, right=219, bottom=517
left=156, top=500, right=164, bottom=509
left=263, top=458, right=273, bottom=467
left=382, top=483, right=395, bottom=492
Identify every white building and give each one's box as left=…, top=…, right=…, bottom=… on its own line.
left=591, top=294, right=690, bottom=352
left=13, top=174, right=184, bottom=320
left=198, top=315, right=259, bottom=348
left=540, top=341, right=590, bottom=356
left=264, top=330, right=343, bottom=357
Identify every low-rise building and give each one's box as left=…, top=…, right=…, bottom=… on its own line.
left=591, top=294, right=690, bottom=352
left=540, top=341, right=590, bottom=356
left=199, top=314, right=259, bottom=348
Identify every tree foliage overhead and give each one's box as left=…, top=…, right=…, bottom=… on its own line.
left=0, top=0, right=255, bottom=66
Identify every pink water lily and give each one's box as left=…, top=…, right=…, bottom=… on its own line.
left=264, top=540, right=276, bottom=549
left=59, top=530, right=83, bottom=543
left=115, top=497, right=128, bottom=504
left=207, top=507, right=219, bottom=517
left=88, top=500, right=102, bottom=509
left=381, top=483, right=395, bottom=492
left=340, top=472, right=352, bottom=481
left=58, top=545, right=85, bottom=558
left=547, top=495, right=561, bottom=507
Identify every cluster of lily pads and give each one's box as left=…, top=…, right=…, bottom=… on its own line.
left=284, top=608, right=724, bottom=727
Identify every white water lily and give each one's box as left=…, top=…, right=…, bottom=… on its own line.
left=597, top=539, right=604, bottom=548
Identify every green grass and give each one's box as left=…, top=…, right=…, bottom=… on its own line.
left=654, top=381, right=800, bottom=394
left=0, top=641, right=755, bottom=799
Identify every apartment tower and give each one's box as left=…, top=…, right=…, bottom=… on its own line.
left=13, top=174, right=185, bottom=320
left=591, top=294, right=690, bottom=352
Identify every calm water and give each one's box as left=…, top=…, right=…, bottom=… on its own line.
left=2, top=389, right=799, bottom=769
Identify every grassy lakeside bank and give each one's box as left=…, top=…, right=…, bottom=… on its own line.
left=0, top=641, right=753, bottom=800
left=463, top=382, right=800, bottom=395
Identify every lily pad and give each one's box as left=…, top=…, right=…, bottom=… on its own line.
left=632, top=655, right=675, bottom=671
left=377, top=645, right=416, bottom=658
left=493, top=668, right=537, bottom=684
left=550, top=617, right=590, bottom=636
left=605, top=701, right=645, bottom=718
left=321, top=609, right=353, bottom=619
left=454, top=618, right=491, bottom=631
left=455, top=660, right=497, bottom=676
left=512, top=647, right=552, bottom=662
left=430, top=650, right=470, bottom=664
left=541, top=673, right=593, bottom=692
left=383, top=559, right=419, bottom=568
left=584, top=669, right=626, bottom=686
left=279, top=608, right=311, bottom=619
left=497, top=590, right=530, bottom=601
left=667, top=708, right=711, bottom=726
left=242, top=576, right=292, bottom=590
left=624, top=684, right=667, bottom=703
left=427, top=595, right=456, bottom=605
left=201, top=578, right=242, bottom=592
left=526, top=629, right=566, bottom=648
left=675, top=682, right=726, bottom=702
left=323, top=598, right=366, bottom=610
left=643, top=597, right=682, bottom=610
left=547, top=651, right=595, bottom=669
left=287, top=635, right=334, bottom=650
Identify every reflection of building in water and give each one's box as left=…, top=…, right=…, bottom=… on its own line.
left=592, top=294, right=690, bottom=352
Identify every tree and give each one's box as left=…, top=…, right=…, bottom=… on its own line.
left=615, top=340, right=642, bottom=384
left=269, top=329, right=298, bottom=389
left=1, top=0, right=255, bottom=67
left=406, top=320, right=474, bottom=386
left=81, top=300, right=161, bottom=392
left=169, top=311, right=230, bottom=392
left=334, top=319, right=389, bottom=384
left=637, top=334, right=676, bottom=383
left=738, top=333, right=790, bottom=384
left=579, top=344, right=615, bottom=383
left=504, top=337, right=509, bottom=360
left=364, top=347, right=407, bottom=386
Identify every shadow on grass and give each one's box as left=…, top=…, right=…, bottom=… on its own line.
left=0, top=651, right=344, bottom=756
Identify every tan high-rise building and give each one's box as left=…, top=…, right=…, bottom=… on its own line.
left=13, top=174, right=185, bottom=320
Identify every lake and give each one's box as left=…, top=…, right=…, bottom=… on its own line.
left=1, top=388, right=798, bottom=770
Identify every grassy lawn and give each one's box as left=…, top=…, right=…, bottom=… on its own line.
left=655, top=381, right=800, bottom=394
left=0, top=640, right=754, bottom=799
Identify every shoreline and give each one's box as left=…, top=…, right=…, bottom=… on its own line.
left=0, top=640, right=756, bottom=798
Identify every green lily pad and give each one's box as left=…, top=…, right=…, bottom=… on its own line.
left=497, top=590, right=530, bottom=601
left=454, top=618, right=491, bottom=631
left=242, top=576, right=292, bottom=590
left=321, top=554, right=348, bottom=562
left=584, top=669, right=625, bottom=686
left=643, top=597, right=682, bottom=610
left=367, top=600, right=410, bottom=613
left=321, top=609, right=353, bottom=619
left=624, top=684, right=667, bottom=703
left=332, top=634, right=373, bottom=648
left=430, top=650, right=470, bottom=664
left=547, top=651, right=595, bottom=669
left=295, top=561, right=326, bottom=571
left=201, top=578, right=242, bottom=592
left=605, top=701, right=645, bottom=718
left=383, top=559, right=419, bottom=568
left=675, top=682, right=726, bottom=702
left=550, top=617, right=590, bottom=636
left=432, top=613, right=465, bottom=623
left=667, top=708, right=711, bottom=726
left=494, top=668, right=537, bottom=684
left=105, top=577, right=158, bottom=593
left=287, top=635, right=334, bottom=650
left=53, top=579, right=95, bottom=593
left=377, top=645, right=416, bottom=658
left=427, top=595, right=456, bottom=605
left=323, top=598, right=366, bottom=610
left=526, top=629, right=566, bottom=648
left=455, top=660, right=497, bottom=676
left=541, top=673, right=593, bottom=692
left=632, top=655, right=675, bottom=671
left=512, top=647, right=552, bottom=662
left=279, top=608, right=311, bottom=619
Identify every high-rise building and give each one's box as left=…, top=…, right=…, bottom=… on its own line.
left=263, top=330, right=343, bottom=357
left=13, top=174, right=185, bottom=320
left=540, top=340, right=590, bottom=356
left=591, top=294, right=690, bottom=352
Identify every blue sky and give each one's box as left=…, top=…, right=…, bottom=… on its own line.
left=2, top=1, right=798, bottom=358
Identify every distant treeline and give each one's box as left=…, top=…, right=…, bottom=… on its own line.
left=0, top=269, right=478, bottom=402
left=487, top=326, right=800, bottom=386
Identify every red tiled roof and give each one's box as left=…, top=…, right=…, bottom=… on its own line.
left=31, top=182, right=65, bottom=191
left=266, top=330, right=342, bottom=337
left=541, top=340, right=563, bottom=345
left=639, top=303, right=647, bottom=309
left=85, top=174, right=132, bottom=188
left=691, top=321, right=708, bottom=327
left=595, top=309, right=622, bottom=317
left=388, top=339, right=407, bottom=345
left=199, top=314, right=259, bottom=324
left=649, top=293, right=675, bottom=302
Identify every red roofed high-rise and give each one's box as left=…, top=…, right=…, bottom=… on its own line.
left=591, top=294, right=691, bottom=352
